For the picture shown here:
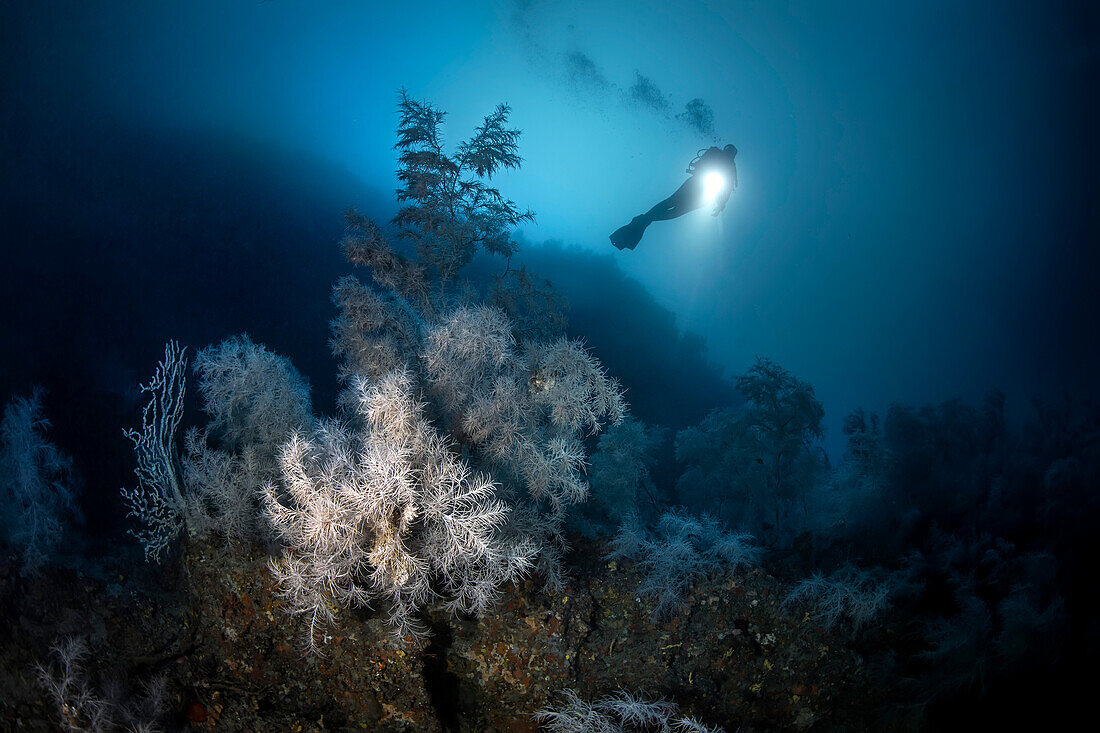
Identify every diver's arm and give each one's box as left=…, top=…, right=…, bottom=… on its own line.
left=712, top=188, right=732, bottom=216
left=712, top=161, right=737, bottom=215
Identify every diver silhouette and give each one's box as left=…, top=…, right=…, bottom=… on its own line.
left=610, top=144, right=738, bottom=251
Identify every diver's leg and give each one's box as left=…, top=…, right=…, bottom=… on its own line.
left=643, top=177, right=700, bottom=222
left=642, top=197, right=677, bottom=222
left=609, top=177, right=701, bottom=250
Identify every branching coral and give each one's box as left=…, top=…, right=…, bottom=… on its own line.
left=263, top=369, right=535, bottom=649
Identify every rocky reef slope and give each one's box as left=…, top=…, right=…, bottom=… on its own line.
left=0, top=538, right=901, bottom=732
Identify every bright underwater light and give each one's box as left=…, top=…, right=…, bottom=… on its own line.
left=703, top=171, right=726, bottom=202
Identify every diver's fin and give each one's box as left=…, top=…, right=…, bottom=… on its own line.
left=609, top=215, right=648, bottom=251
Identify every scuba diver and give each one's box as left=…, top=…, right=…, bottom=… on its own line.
left=610, top=144, right=738, bottom=251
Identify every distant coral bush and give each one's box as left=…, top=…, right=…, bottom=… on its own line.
left=784, top=564, right=890, bottom=632
left=192, top=333, right=312, bottom=456
left=535, top=688, right=724, bottom=732
left=675, top=358, right=825, bottom=543
left=180, top=427, right=268, bottom=544
left=187, top=334, right=315, bottom=543
left=0, top=388, right=81, bottom=575
left=916, top=577, right=1063, bottom=701
left=578, top=416, right=666, bottom=533
left=608, top=510, right=761, bottom=622
left=812, top=408, right=892, bottom=541
left=35, top=637, right=167, bottom=733
left=908, top=533, right=1066, bottom=701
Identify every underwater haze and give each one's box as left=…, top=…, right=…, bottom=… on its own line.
left=1, top=1, right=1098, bottom=731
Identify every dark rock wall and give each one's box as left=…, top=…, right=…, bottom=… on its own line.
left=0, top=539, right=898, bottom=732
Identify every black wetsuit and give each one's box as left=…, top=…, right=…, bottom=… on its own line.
left=610, top=146, right=737, bottom=251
